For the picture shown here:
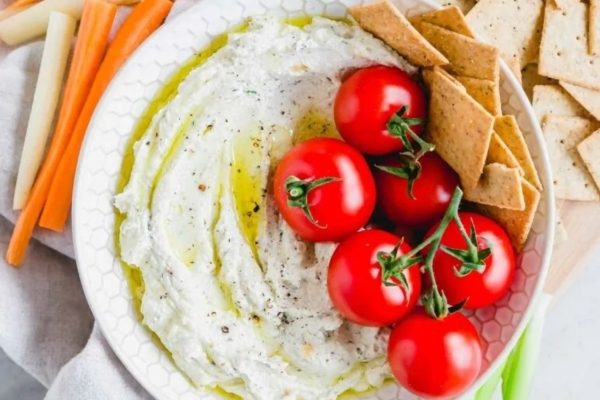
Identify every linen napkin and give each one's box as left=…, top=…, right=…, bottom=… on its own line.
left=0, top=1, right=195, bottom=399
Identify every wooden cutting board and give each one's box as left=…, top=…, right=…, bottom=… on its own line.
left=545, top=201, right=600, bottom=297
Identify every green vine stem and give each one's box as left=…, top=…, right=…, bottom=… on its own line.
left=376, top=106, right=435, bottom=198
left=285, top=175, right=340, bottom=228
left=377, top=186, right=467, bottom=319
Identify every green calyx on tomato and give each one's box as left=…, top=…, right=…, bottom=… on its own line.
left=376, top=242, right=422, bottom=291
left=375, top=106, right=435, bottom=198
left=441, top=219, right=492, bottom=277
left=371, top=186, right=487, bottom=319
left=285, top=175, right=340, bottom=228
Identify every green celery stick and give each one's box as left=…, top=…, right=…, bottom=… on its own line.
left=475, top=361, right=505, bottom=400
left=501, top=295, right=551, bottom=399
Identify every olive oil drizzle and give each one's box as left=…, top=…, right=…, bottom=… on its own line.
left=114, top=17, right=380, bottom=399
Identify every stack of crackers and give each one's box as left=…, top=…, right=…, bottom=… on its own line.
left=350, top=1, right=542, bottom=251
left=459, top=0, right=600, bottom=243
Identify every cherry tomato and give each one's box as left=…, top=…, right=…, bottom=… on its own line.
left=388, top=309, right=482, bottom=399
left=334, top=65, right=427, bottom=156
left=273, top=138, right=376, bottom=242
left=327, top=229, right=421, bottom=327
left=374, top=152, right=459, bottom=229
left=426, top=212, right=516, bottom=309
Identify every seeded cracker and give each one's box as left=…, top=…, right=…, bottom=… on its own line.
left=560, top=81, right=600, bottom=121
left=577, top=129, right=600, bottom=192
left=464, top=163, right=525, bottom=210
left=414, top=21, right=499, bottom=81
left=409, top=6, right=474, bottom=38
left=480, top=179, right=541, bottom=251
left=426, top=67, right=494, bottom=189
left=486, top=133, right=521, bottom=172
left=349, top=1, right=448, bottom=67
left=542, top=116, right=600, bottom=201
left=539, top=1, right=600, bottom=90
left=495, top=115, right=543, bottom=190
left=532, top=85, right=592, bottom=121
left=466, top=0, right=544, bottom=68
left=453, top=75, right=502, bottom=116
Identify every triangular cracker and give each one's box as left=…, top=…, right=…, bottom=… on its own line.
left=494, top=115, right=543, bottom=190
left=413, top=21, right=499, bottom=81
left=532, top=85, right=591, bottom=121
left=427, top=67, right=495, bottom=189
left=577, top=129, right=600, bottom=192
left=453, top=75, right=502, bottom=115
left=466, top=0, right=544, bottom=68
left=542, top=116, right=600, bottom=201
left=479, top=179, right=541, bottom=251
left=349, top=1, right=448, bottom=67
left=539, top=1, right=600, bottom=90
left=464, top=163, right=525, bottom=210
left=409, top=6, right=474, bottom=38
left=560, top=81, right=600, bottom=121
left=487, top=133, right=521, bottom=172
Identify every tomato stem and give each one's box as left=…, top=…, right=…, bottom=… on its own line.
left=441, top=217, right=492, bottom=278
left=381, top=106, right=435, bottom=199
left=285, top=175, right=340, bottom=228
left=388, top=187, right=464, bottom=319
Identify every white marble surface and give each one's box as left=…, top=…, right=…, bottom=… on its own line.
left=1, top=253, right=599, bottom=400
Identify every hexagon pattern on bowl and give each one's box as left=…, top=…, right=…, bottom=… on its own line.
left=72, top=0, right=554, bottom=399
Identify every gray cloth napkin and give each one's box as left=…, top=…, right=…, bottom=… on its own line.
left=0, top=1, right=195, bottom=399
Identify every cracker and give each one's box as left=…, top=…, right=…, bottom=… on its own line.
left=576, top=129, right=600, bottom=191
left=487, top=133, right=521, bottom=171
left=427, top=67, right=495, bottom=189
left=532, top=85, right=591, bottom=121
left=479, top=179, right=541, bottom=251
left=414, top=21, right=499, bottom=81
left=521, top=64, right=555, bottom=100
left=554, top=199, right=568, bottom=246
left=560, top=81, right=600, bottom=121
left=433, top=0, right=477, bottom=14
left=349, top=1, right=449, bottom=67
left=410, top=6, right=474, bottom=38
left=495, top=115, right=543, bottom=190
left=464, top=163, right=525, bottom=210
left=591, top=0, right=600, bottom=55
left=542, top=116, right=600, bottom=201
left=505, top=57, right=523, bottom=84
left=453, top=75, right=502, bottom=115
left=465, top=0, right=544, bottom=68
left=539, top=1, right=600, bottom=90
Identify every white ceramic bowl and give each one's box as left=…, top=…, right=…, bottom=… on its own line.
left=73, top=1, right=555, bottom=399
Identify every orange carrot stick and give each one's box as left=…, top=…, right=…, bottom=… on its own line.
left=5, top=0, right=117, bottom=267
left=39, top=0, right=173, bottom=232
left=0, top=0, right=39, bottom=21
left=5, top=0, right=40, bottom=11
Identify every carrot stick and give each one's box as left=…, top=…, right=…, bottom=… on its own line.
left=5, top=0, right=41, bottom=11
left=0, top=0, right=84, bottom=46
left=39, top=0, right=173, bottom=232
left=0, top=0, right=40, bottom=20
left=5, top=0, right=117, bottom=267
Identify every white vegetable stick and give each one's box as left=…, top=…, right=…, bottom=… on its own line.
left=13, top=11, right=76, bottom=210
left=0, top=4, right=33, bottom=22
left=0, top=0, right=82, bottom=46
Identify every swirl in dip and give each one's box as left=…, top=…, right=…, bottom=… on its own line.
left=115, top=16, right=415, bottom=400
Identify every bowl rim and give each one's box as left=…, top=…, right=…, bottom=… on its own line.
left=72, top=1, right=556, bottom=399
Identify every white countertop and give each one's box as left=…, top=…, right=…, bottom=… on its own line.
left=1, top=253, right=599, bottom=400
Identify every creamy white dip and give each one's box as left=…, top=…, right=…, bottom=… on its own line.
left=115, top=16, right=416, bottom=400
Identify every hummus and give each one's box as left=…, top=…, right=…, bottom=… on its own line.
left=115, top=17, right=416, bottom=400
